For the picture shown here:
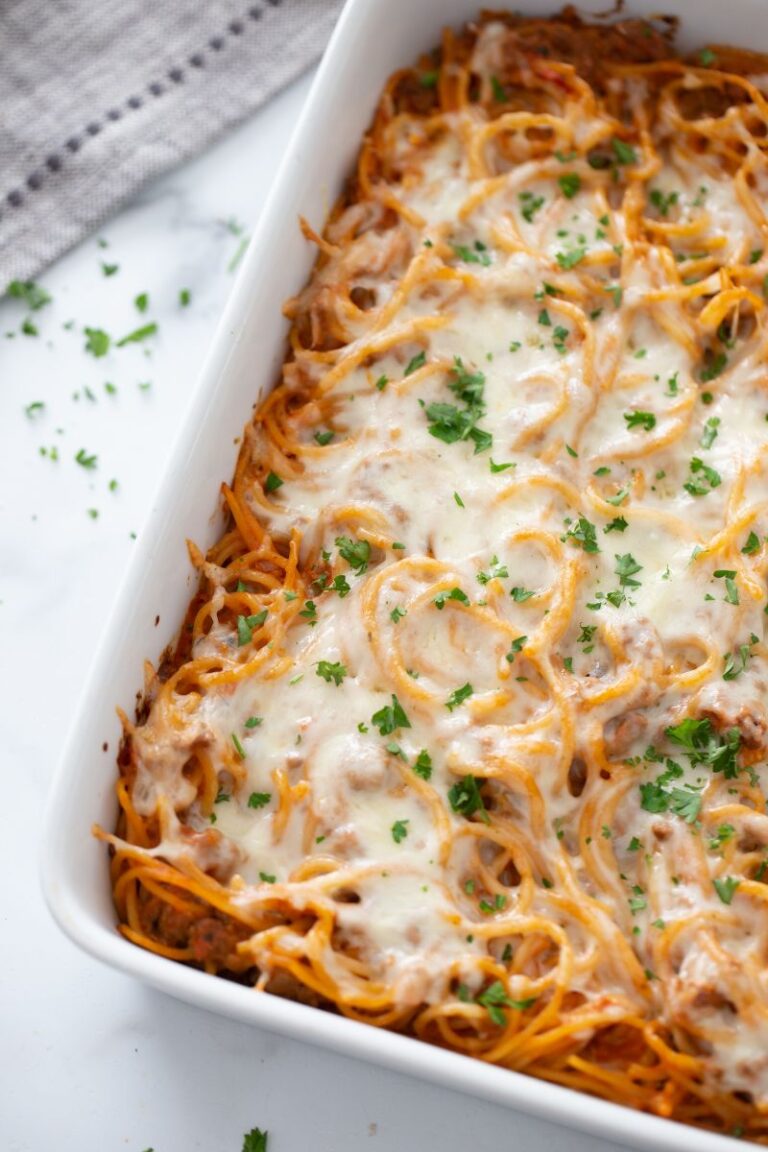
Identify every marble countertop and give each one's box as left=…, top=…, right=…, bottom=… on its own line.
left=0, top=70, right=628, bottom=1152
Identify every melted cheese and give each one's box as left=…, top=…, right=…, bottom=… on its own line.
left=120, top=19, right=768, bottom=1122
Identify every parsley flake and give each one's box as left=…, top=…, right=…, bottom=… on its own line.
left=446, top=682, right=473, bottom=711
left=624, top=410, right=656, bottom=432
left=371, top=694, right=411, bottom=736
left=713, top=876, right=740, bottom=905
left=391, top=819, right=409, bottom=844
left=247, top=792, right=271, bottom=810
left=316, top=660, right=347, bottom=685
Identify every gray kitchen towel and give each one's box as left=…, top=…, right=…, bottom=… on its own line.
left=0, top=0, right=344, bottom=285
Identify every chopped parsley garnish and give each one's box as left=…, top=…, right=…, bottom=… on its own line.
left=519, top=191, right=546, bottom=223
left=666, top=717, right=741, bottom=779
left=259, top=871, right=276, bottom=883
left=247, top=792, right=271, bottom=809
left=316, top=660, right=347, bottom=685
left=553, top=326, right=569, bottom=354
left=335, top=535, right=371, bottom=575
left=639, top=758, right=701, bottom=822
left=649, top=188, right=679, bottom=216
left=116, top=322, right=157, bottom=346
left=424, top=357, right=493, bottom=454
left=314, top=429, right=334, bottom=445
left=446, top=682, right=473, bottom=712
left=101, top=261, right=119, bottom=277
left=628, top=890, right=647, bottom=914
left=448, top=774, right=488, bottom=822
left=433, top=586, right=469, bottom=609
left=490, top=458, right=515, bottom=472
left=723, top=636, right=757, bottom=681
left=243, top=1127, right=268, bottom=1152
left=330, top=574, right=351, bottom=597
left=615, top=553, right=642, bottom=589
left=404, top=351, right=426, bottom=376
left=709, top=824, right=735, bottom=851
left=375, top=374, right=388, bottom=391
left=750, top=249, right=764, bottom=265
left=611, top=137, right=637, bottom=165
left=699, top=48, right=717, bottom=67
left=84, top=327, right=110, bottom=357
left=714, top=569, right=740, bottom=605
left=135, top=293, right=149, bottom=313
left=700, top=352, right=727, bottom=382
left=25, top=401, right=45, bottom=417
left=556, top=247, right=587, bottom=270
left=700, top=416, right=720, bottom=449
left=390, top=605, right=406, bottom=623
left=244, top=716, right=263, bottom=728
left=454, top=491, right=465, bottom=508
left=412, top=750, right=433, bottom=780
left=577, top=624, right=597, bottom=652
left=426, top=402, right=490, bottom=452
left=605, top=483, right=630, bottom=507
left=264, top=471, right=283, bottom=493
left=624, top=410, right=656, bottom=432
left=6, top=279, right=51, bottom=310
left=451, top=240, right=491, bottom=267
left=479, top=894, right=507, bottom=914
left=477, top=556, right=509, bottom=584
left=231, top=732, right=247, bottom=760
left=742, top=531, right=761, bottom=555
left=299, top=600, right=317, bottom=623
left=391, top=819, right=409, bottom=843
left=605, top=284, right=623, bottom=308
left=75, top=448, right=97, bottom=469
left=684, top=457, right=721, bottom=497
left=713, top=877, right=740, bottom=905
left=604, top=516, right=628, bottom=533
left=236, top=610, right=268, bottom=644
left=419, top=71, right=438, bottom=88
left=506, top=635, right=527, bottom=663
left=563, top=516, right=600, bottom=554
left=558, top=173, right=581, bottom=199
left=371, top=694, right=411, bottom=736
left=179, top=288, right=191, bottom=307
left=475, top=981, right=536, bottom=1027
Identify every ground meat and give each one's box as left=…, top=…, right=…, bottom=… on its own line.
left=691, top=987, right=736, bottom=1014
left=480, top=12, right=676, bottom=95
left=189, top=917, right=249, bottom=966
left=603, top=710, right=648, bottom=757
left=178, top=825, right=242, bottom=882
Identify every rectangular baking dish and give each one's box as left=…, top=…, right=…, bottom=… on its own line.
left=42, top=1, right=768, bottom=1147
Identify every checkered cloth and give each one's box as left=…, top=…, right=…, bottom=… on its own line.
left=0, top=0, right=343, bottom=283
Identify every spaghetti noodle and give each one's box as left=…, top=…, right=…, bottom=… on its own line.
left=99, top=8, right=768, bottom=1140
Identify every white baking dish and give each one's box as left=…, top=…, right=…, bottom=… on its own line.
left=42, top=0, right=768, bottom=1147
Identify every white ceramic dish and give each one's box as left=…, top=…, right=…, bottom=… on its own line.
left=42, top=1, right=768, bottom=1147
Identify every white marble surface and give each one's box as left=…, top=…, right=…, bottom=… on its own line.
left=0, top=71, right=628, bottom=1152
